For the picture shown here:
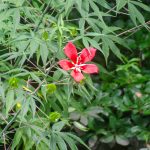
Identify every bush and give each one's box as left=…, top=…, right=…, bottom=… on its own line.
left=0, top=0, right=150, bottom=150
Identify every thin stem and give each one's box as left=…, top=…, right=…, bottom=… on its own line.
left=117, top=20, right=150, bottom=37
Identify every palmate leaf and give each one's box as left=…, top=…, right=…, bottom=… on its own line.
left=66, top=133, right=90, bottom=150
left=101, top=37, right=123, bottom=62
left=58, top=132, right=89, bottom=150
left=89, top=0, right=103, bottom=20
left=128, top=2, right=147, bottom=27
left=107, top=39, right=123, bottom=61
left=86, top=18, right=101, bottom=32
left=87, top=37, right=103, bottom=54
left=58, top=133, right=78, bottom=150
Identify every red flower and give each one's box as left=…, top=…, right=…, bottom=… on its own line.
left=58, top=42, right=99, bottom=82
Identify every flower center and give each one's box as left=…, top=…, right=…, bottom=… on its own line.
left=74, top=64, right=81, bottom=72
left=71, top=63, right=86, bottom=72
left=71, top=57, right=86, bottom=72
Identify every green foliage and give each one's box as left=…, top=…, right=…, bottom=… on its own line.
left=0, top=0, right=150, bottom=150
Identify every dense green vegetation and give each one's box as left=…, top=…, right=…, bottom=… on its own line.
left=0, top=0, right=150, bottom=150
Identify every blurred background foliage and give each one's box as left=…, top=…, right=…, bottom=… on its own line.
left=0, top=0, right=150, bottom=150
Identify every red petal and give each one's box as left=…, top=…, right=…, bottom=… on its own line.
left=58, top=60, right=74, bottom=70
left=71, top=70, right=84, bottom=82
left=79, top=48, right=96, bottom=63
left=64, top=42, right=78, bottom=63
left=82, top=64, right=99, bottom=74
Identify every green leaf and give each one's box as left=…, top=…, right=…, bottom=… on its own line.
left=131, top=1, right=150, bottom=12
left=41, top=86, right=47, bottom=101
left=87, top=37, right=103, bottom=54
left=50, top=133, right=57, bottom=150
left=107, top=39, right=123, bottom=61
left=128, top=3, right=138, bottom=25
left=13, top=8, right=20, bottom=30
left=82, top=37, right=89, bottom=49
left=94, top=0, right=110, bottom=9
left=29, top=97, right=36, bottom=118
left=86, top=32, right=104, bottom=37
left=128, top=3, right=146, bottom=26
left=67, top=133, right=90, bottom=150
left=0, top=3, right=9, bottom=11
left=52, top=121, right=65, bottom=132
left=54, top=91, right=68, bottom=110
left=109, top=116, right=117, bottom=129
left=11, top=129, right=22, bottom=150
left=73, top=121, right=88, bottom=131
left=56, top=135, right=67, bottom=150
left=116, top=0, right=127, bottom=11
left=76, top=0, right=82, bottom=14
left=59, top=133, right=78, bottom=150
left=24, top=139, right=34, bottom=150
left=29, top=39, right=39, bottom=58
left=53, top=70, right=62, bottom=81
left=115, top=135, right=129, bottom=146
left=65, top=0, right=74, bottom=15
left=79, top=19, right=85, bottom=36
left=6, top=89, right=15, bottom=115
left=21, top=99, right=30, bottom=118
left=89, top=0, right=103, bottom=20
left=40, top=43, right=49, bottom=66
left=102, top=38, right=110, bottom=62
left=101, top=135, right=114, bottom=143
left=30, top=72, right=42, bottom=84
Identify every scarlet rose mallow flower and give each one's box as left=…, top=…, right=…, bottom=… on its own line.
left=58, top=42, right=99, bottom=82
